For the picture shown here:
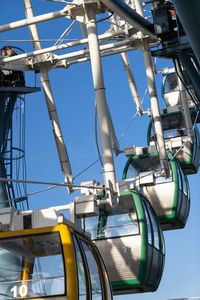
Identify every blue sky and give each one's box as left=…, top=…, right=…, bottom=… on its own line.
left=1, top=1, right=200, bottom=299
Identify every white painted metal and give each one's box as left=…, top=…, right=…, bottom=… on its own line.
left=0, top=30, right=125, bottom=64
left=54, top=39, right=131, bottom=63
left=79, top=22, right=120, bottom=157
left=0, top=7, right=68, bottom=33
left=64, top=45, right=135, bottom=66
left=85, top=7, right=117, bottom=205
left=121, top=52, right=143, bottom=115
left=134, top=0, right=169, bottom=177
left=174, top=59, right=193, bottom=138
left=110, top=14, right=143, bottom=115
left=100, top=0, right=156, bottom=38
left=24, top=0, right=73, bottom=191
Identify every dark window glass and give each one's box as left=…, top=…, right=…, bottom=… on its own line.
left=175, top=160, right=182, bottom=189
left=179, top=164, right=188, bottom=196
left=80, top=241, right=103, bottom=300
left=99, top=255, right=112, bottom=300
left=127, top=155, right=160, bottom=174
left=126, top=156, right=172, bottom=184
left=72, top=234, right=87, bottom=300
left=164, top=73, right=179, bottom=94
left=142, top=201, right=153, bottom=245
left=142, top=200, right=161, bottom=250
left=147, top=206, right=160, bottom=250
left=150, top=113, right=187, bottom=142
left=126, top=162, right=139, bottom=179
left=0, top=232, right=65, bottom=299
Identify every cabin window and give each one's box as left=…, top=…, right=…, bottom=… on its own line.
left=164, top=72, right=191, bottom=94
left=84, top=216, right=100, bottom=240
left=142, top=201, right=153, bottom=245
left=151, top=126, right=187, bottom=141
left=99, top=256, right=112, bottom=300
left=126, top=156, right=172, bottom=184
left=195, top=126, right=200, bottom=145
left=164, top=73, right=179, bottom=94
left=0, top=232, right=65, bottom=299
left=150, top=113, right=187, bottom=142
left=147, top=206, right=160, bottom=250
left=72, top=234, right=87, bottom=299
left=85, top=195, right=139, bottom=240
left=128, top=155, right=160, bottom=174
left=179, top=164, right=189, bottom=197
left=100, top=211, right=139, bottom=238
left=126, top=161, right=139, bottom=179
left=142, top=200, right=161, bottom=251
left=97, top=195, right=139, bottom=239
left=175, top=160, right=189, bottom=197
left=80, top=240, right=103, bottom=300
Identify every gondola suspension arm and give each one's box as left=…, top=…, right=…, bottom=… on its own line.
left=24, top=0, right=73, bottom=192
left=85, top=7, right=118, bottom=206
left=134, top=0, right=170, bottom=178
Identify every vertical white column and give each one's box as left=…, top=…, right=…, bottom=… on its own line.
left=135, top=0, right=169, bottom=176
left=80, top=21, right=120, bottom=156
left=85, top=8, right=117, bottom=205
left=24, top=0, right=73, bottom=191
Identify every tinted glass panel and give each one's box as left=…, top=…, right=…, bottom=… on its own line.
left=175, top=160, right=182, bottom=189
left=146, top=205, right=160, bottom=250
left=150, top=113, right=187, bottom=142
left=85, top=216, right=99, bottom=240
left=164, top=73, right=179, bottom=93
left=72, top=235, right=87, bottom=300
left=127, top=155, right=160, bottom=173
left=126, top=156, right=172, bottom=184
left=142, top=202, right=153, bottom=245
left=101, top=211, right=139, bottom=238
left=0, top=232, right=64, bottom=299
left=164, top=72, right=191, bottom=94
left=98, top=195, right=139, bottom=239
left=99, top=257, right=112, bottom=300
left=85, top=195, right=139, bottom=239
left=80, top=241, right=102, bottom=300
left=180, top=166, right=188, bottom=196
left=126, top=162, right=139, bottom=179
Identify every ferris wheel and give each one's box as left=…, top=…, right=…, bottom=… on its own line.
left=0, top=0, right=200, bottom=299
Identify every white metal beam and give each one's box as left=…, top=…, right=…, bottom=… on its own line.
left=85, top=7, right=118, bottom=205
left=24, top=0, right=74, bottom=192
left=0, top=30, right=125, bottom=64
left=0, top=7, right=69, bottom=33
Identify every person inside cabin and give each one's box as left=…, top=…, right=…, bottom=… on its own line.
left=1, top=46, right=18, bottom=57
left=0, top=46, right=25, bottom=87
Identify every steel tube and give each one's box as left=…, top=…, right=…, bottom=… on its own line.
left=0, top=30, right=125, bottom=64
left=100, top=0, right=155, bottom=38
left=135, top=0, right=169, bottom=176
left=110, top=14, right=142, bottom=115
left=0, top=8, right=68, bottom=33
left=86, top=8, right=117, bottom=204
left=24, top=0, right=73, bottom=191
